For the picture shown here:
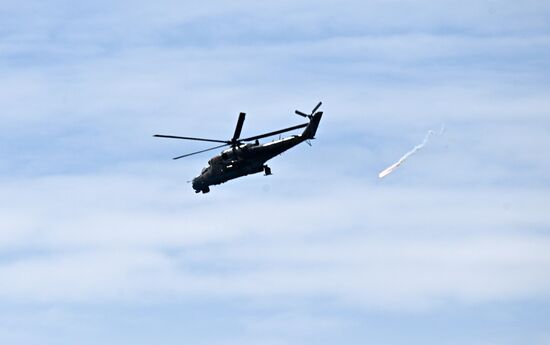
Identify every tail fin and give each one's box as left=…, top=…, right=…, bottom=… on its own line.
left=301, top=112, right=323, bottom=139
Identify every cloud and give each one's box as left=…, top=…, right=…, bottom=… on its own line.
left=1, top=170, right=549, bottom=310
left=1, top=1, right=550, bottom=344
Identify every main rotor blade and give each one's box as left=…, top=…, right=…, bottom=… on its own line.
left=154, top=134, right=228, bottom=144
left=232, top=112, right=246, bottom=142
left=311, top=101, right=322, bottom=114
left=173, top=143, right=229, bottom=160
left=240, top=123, right=308, bottom=142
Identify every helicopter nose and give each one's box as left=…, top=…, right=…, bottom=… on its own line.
left=192, top=177, right=203, bottom=190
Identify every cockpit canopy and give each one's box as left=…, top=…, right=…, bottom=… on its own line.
left=208, top=155, right=223, bottom=165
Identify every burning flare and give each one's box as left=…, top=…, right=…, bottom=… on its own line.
left=378, top=125, right=444, bottom=179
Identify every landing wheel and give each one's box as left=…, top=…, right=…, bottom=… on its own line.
left=202, top=187, right=210, bottom=194
left=263, top=165, right=272, bottom=176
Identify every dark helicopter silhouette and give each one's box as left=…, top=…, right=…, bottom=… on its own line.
left=154, top=102, right=323, bottom=193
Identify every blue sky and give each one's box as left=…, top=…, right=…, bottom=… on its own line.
left=1, top=1, right=550, bottom=344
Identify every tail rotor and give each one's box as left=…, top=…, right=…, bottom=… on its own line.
left=295, top=101, right=322, bottom=120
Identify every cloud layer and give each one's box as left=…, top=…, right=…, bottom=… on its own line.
left=1, top=0, right=550, bottom=344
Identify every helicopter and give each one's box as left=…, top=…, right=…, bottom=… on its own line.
left=154, top=102, right=324, bottom=193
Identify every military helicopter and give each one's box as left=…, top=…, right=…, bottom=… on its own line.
left=154, top=102, right=323, bottom=193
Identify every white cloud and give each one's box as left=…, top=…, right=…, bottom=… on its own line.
left=1, top=1, right=549, bottom=343
left=1, top=171, right=549, bottom=310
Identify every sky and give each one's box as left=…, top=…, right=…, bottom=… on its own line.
left=1, top=0, right=550, bottom=344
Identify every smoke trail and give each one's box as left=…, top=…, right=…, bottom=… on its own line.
left=378, top=125, right=444, bottom=179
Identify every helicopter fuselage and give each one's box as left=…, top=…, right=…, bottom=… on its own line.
left=191, top=135, right=306, bottom=193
